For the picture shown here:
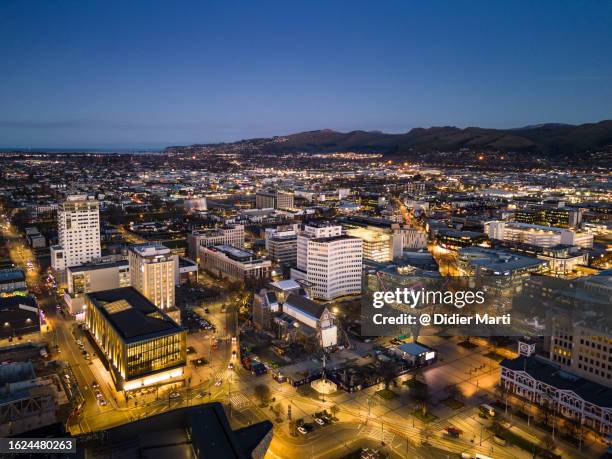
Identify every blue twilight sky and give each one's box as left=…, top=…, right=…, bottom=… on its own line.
left=1, top=0, right=611, bottom=149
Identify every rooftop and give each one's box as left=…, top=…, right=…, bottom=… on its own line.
left=398, top=342, right=431, bottom=356
left=87, top=287, right=182, bottom=342
left=130, top=243, right=171, bottom=257
left=501, top=355, right=612, bottom=408
left=284, top=293, right=327, bottom=320
left=0, top=268, right=25, bottom=284
left=80, top=403, right=272, bottom=459
left=68, top=259, right=128, bottom=273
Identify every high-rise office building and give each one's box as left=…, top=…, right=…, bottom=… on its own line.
left=291, top=222, right=362, bottom=300
left=50, top=195, right=101, bottom=272
left=514, top=207, right=582, bottom=229
left=128, top=243, right=175, bottom=310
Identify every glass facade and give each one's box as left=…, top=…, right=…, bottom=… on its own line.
left=85, top=295, right=186, bottom=387
left=126, top=333, right=185, bottom=379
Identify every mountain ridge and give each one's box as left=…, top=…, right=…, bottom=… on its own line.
left=166, top=120, right=612, bottom=160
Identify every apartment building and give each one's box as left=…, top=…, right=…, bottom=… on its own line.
left=50, top=195, right=101, bottom=272
left=129, top=243, right=175, bottom=310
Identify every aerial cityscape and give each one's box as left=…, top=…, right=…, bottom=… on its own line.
left=0, top=1, right=611, bottom=459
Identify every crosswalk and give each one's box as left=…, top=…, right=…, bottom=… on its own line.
left=359, top=424, right=395, bottom=444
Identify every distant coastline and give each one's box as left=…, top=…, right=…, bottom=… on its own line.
left=0, top=148, right=163, bottom=154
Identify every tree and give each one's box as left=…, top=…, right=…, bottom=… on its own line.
left=445, top=384, right=462, bottom=401
left=378, top=361, right=397, bottom=389
left=538, top=396, right=553, bottom=427
left=253, top=384, right=271, bottom=407
left=411, top=380, right=429, bottom=415
left=541, top=433, right=556, bottom=452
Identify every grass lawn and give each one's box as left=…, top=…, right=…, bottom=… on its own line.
left=403, top=378, right=427, bottom=389
left=441, top=397, right=464, bottom=409
left=483, top=350, right=506, bottom=361
left=375, top=389, right=397, bottom=400
left=412, top=409, right=437, bottom=423
left=458, top=340, right=478, bottom=349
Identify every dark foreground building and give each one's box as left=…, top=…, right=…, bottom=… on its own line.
left=0, top=295, right=40, bottom=339
left=78, top=403, right=273, bottom=459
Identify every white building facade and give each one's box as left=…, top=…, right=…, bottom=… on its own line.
left=51, top=195, right=101, bottom=271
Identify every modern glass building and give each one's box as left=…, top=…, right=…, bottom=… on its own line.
left=85, top=287, right=186, bottom=391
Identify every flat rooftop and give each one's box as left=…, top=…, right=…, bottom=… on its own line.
left=312, top=235, right=360, bottom=243
left=0, top=268, right=25, bottom=283
left=130, top=243, right=171, bottom=256
left=214, top=244, right=253, bottom=259
left=87, top=287, right=182, bottom=342
left=68, top=259, right=128, bottom=272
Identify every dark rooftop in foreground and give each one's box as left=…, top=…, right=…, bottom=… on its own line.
left=501, top=355, right=612, bottom=408
left=78, top=403, right=272, bottom=459
left=87, top=287, right=182, bottom=342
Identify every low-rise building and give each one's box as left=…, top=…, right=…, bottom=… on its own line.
left=486, top=221, right=593, bottom=248
left=500, top=354, right=612, bottom=435
left=64, top=257, right=130, bottom=316
left=0, top=296, right=39, bottom=339
left=85, top=287, right=186, bottom=391
left=200, top=245, right=272, bottom=281
left=0, top=268, right=27, bottom=296
left=187, top=224, right=245, bottom=261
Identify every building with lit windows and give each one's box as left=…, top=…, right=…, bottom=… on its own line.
left=85, top=287, right=186, bottom=391
left=346, top=227, right=393, bottom=262
left=129, top=243, right=176, bottom=310
left=435, top=229, right=488, bottom=251
left=0, top=268, right=27, bottom=296
left=199, top=245, right=271, bottom=281
left=291, top=223, right=363, bottom=300
left=486, top=221, right=593, bottom=249
left=255, top=191, right=294, bottom=210
left=187, top=224, right=245, bottom=261
left=500, top=354, right=612, bottom=435
left=50, top=195, right=101, bottom=273
left=514, top=207, right=582, bottom=229
left=64, top=257, right=130, bottom=316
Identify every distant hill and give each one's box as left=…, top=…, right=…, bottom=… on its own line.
left=166, top=120, right=612, bottom=161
